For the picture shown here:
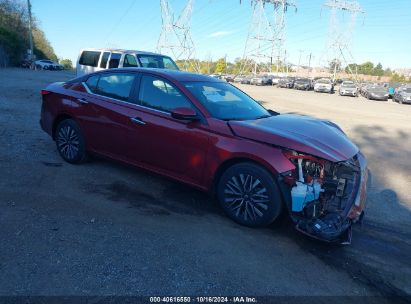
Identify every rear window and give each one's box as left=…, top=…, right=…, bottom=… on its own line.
left=79, top=51, right=101, bottom=67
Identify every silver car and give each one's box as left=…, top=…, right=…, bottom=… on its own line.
left=393, top=87, right=411, bottom=104
left=339, top=81, right=358, bottom=97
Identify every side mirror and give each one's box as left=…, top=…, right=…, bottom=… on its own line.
left=171, top=107, right=199, bottom=121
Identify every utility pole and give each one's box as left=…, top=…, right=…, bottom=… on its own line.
left=308, top=52, right=312, bottom=76
left=224, top=54, right=227, bottom=74
left=240, top=0, right=296, bottom=75
left=27, top=0, right=34, bottom=60
left=297, top=49, right=303, bottom=75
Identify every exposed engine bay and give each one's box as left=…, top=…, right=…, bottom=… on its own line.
left=282, top=151, right=362, bottom=244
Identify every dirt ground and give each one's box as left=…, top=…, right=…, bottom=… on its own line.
left=0, top=69, right=410, bottom=302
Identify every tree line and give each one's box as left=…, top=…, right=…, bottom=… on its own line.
left=345, top=61, right=409, bottom=82
left=176, top=57, right=293, bottom=76
left=0, top=0, right=57, bottom=66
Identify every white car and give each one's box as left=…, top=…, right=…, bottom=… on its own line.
left=76, top=48, right=179, bottom=77
left=33, top=60, right=64, bottom=70
left=314, top=78, right=334, bottom=93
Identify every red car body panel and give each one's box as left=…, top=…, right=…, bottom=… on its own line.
left=40, top=69, right=299, bottom=192
left=229, top=114, right=359, bottom=162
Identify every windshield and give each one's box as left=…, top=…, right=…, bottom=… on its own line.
left=317, top=79, right=331, bottom=84
left=369, top=86, right=386, bottom=92
left=342, top=82, right=356, bottom=88
left=137, top=54, right=179, bottom=70
left=402, top=88, right=411, bottom=93
left=183, top=81, right=270, bottom=121
left=296, top=78, right=309, bottom=83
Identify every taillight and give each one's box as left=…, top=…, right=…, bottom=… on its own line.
left=41, top=90, right=51, bottom=95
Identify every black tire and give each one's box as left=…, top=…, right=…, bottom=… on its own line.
left=55, top=119, right=87, bottom=164
left=217, top=162, right=283, bottom=227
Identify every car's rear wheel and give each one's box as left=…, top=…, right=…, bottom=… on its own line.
left=217, top=163, right=283, bottom=227
left=55, top=119, right=87, bottom=164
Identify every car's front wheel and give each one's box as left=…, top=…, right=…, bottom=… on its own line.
left=217, top=163, right=283, bottom=227
left=55, top=119, right=87, bottom=164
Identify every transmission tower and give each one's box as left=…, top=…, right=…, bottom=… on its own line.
left=157, top=0, right=199, bottom=71
left=240, top=0, right=296, bottom=75
left=322, top=0, right=364, bottom=81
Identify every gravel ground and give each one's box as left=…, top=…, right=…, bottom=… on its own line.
left=0, top=69, right=410, bottom=302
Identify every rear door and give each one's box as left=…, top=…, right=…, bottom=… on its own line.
left=73, top=72, right=141, bottom=160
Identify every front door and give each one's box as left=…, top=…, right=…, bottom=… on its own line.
left=127, top=74, right=210, bottom=185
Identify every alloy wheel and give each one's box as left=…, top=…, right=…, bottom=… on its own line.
left=57, top=125, right=80, bottom=160
left=223, top=174, right=270, bottom=222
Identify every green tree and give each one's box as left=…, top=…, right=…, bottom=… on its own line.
left=359, top=61, right=374, bottom=75
left=214, top=58, right=226, bottom=74
left=0, top=0, right=57, bottom=65
left=391, top=73, right=406, bottom=83
left=59, top=58, right=73, bottom=70
left=373, top=63, right=384, bottom=77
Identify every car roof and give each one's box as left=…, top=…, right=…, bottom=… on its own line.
left=80, top=48, right=170, bottom=57
left=91, top=68, right=223, bottom=83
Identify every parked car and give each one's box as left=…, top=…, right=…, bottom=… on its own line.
left=278, top=77, right=295, bottom=88
left=293, top=78, right=312, bottom=90
left=393, top=86, right=411, bottom=104
left=209, top=74, right=221, bottom=79
left=76, top=48, right=179, bottom=77
left=339, top=81, right=358, bottom=97
left=251, top=76, right=272, bottom=86
left=33, top=59, right=64, bottom=71
left=233, top=75, right=245, bottom=83
left=364, top=85, right=389, bottom=101
left=240, top=77, right=251, bottom=84
left=314, top=78, right=334, bottom=93
left=271, top=76, right=282, bottom=86
left=40, top=68, right=368, bottom=244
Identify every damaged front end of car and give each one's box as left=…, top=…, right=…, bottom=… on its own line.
left=278, top=150, right=368, bottom=244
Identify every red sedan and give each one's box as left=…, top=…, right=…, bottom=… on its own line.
left=40, top=68, right=368, bottom=243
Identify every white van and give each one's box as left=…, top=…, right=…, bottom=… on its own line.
left=76, top=48, right=179, bottom=76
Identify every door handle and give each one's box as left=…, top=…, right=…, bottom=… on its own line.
left=130, top=117, right=146, bottom=125
left=76, top=98, right=89, bottom=105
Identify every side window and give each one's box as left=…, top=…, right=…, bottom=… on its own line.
left=100, top=52, right=110, bottom=68
left=94, top=73, right=135, bottom=101
left=108, top=53, right=121, bottom=69
left=163, top=57, right=179, bottom=70
left=124, top=54, right=138, bottom=67
left=85, top=75, right=100, bottom=92
left=79, top=51, right=101, bottom=67
left=138, top=75, right=193, bottom=112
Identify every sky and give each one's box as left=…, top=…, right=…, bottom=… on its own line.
left=31, top=0, right=411, bottom=70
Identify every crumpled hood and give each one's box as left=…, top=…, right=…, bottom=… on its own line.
left=229, top=114, right=359, bottom=162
